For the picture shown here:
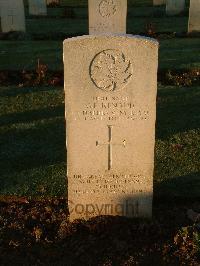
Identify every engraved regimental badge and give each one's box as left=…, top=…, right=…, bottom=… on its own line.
left=90, top=49, right=133, bottom=92
left=99, top=0, right=117, bottom=18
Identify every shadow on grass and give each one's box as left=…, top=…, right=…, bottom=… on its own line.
left=0, top=105, right=64, bottom=126
left=0, top=85, right=199, bottom=196
left=156, top=86, right=200, bottom=139
left=154, top=172, right=200, bottom=202
left=0, top=117, right=66, bottom=175
left=0, top=86, right=63, bottom=98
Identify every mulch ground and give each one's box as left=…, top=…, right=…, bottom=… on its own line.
left=0, top=68, right=199, bottom=88
left=0, top=197, right=199, bottom=265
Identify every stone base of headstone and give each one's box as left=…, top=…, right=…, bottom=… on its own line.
left=64, top=34, right=158, bottom=221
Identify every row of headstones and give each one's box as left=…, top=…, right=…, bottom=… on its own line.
left=0, top=0, right=199, bottom=33
left=90, top=0, right=200, bottom=34
left=64, top=0, right=199, bottom=221
left=155, top=0, right=186, bottom=15
left=154, top=0, right=200, bottom=33
left=153, top=0, right=200, bottom=32
left=155, top=0, right=185, bottom=14
left=0, top=0, right=50, bottom=32
left=28, top=0, right=59, bottom=15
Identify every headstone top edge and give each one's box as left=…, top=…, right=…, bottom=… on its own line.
left=63, top=34, right=159, bottom=47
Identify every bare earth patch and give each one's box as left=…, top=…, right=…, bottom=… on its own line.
left=0, top=197, right=199, bottom=265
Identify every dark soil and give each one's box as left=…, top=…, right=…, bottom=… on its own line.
left=0, top=197, right=199, bottom=265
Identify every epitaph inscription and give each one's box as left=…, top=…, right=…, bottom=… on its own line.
left=90, top=49, right=133, bottom=91
left=71, top=173, right=152, bottom=194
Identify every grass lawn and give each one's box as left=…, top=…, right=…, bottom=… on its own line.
left=24, top=16, right=189, bottom=35
left=23, top=1, right=190, bottom=35
left=0, top=38, right=199, bottom=71
left=26, top=6, right=186, bottom=19
left=0, top=86, right=66, bottom=196
left=56, top=0, right=190, bottom=7
left=0, top=41, right=63, bottom=71
left=23, top=0, right=162, bottom=7
left=0, top=0, right=199, bottom=200
left=0, top=85, right=200, bottom=198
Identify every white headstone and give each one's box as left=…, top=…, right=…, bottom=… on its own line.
left=0, top=0, right=26, bottom=32
left=89, top=0, right=127, bottom=34
left=64, top=35, right=158, bottom=221
left=153, top=0, right=166, bottom=6
left=188, top=0, right=200, bottom=33
left=166, top=0, right=185, bottom=16
left=28, top=0, right=47, bottom=16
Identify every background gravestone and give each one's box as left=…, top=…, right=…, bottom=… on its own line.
left=46, top=0, right=60, bottom=4
left=89, top=0, right=127, bottom=34
left=188, top=0, right=200, bottom=33
left=153, top=0, right=166, bottom=6
left=64, top=35, right=158, bottom=221
left=0, top=0, right=25, bottom=33
left=166, top=0, right=185, bottom=16
left=29, top=0, right=47, bottom=16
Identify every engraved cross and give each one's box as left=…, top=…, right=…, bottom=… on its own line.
left=96, top=125, right=126, bottom=170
